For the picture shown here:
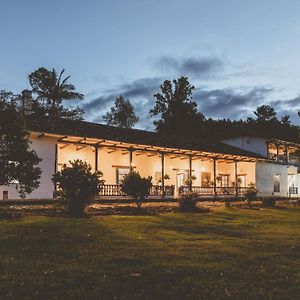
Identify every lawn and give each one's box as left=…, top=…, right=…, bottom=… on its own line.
left=1, top=206, right=300, bottom=299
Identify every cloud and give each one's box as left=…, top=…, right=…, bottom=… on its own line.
left=193, top=87, right=300, bottom=124
left=82, top=50, right=300, bottom=129
left=154, top=56, right=224, bottom=79
left=269, top=95, right=300, bottom=124
left=194, top=87, right=274, bottom=119
left=82, top=77, right=163, bottom=129
left=269, top=95, right=300, bottom=110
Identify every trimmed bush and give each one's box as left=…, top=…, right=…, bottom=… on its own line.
left=262, top=197, right=276, bottom=208
left=52, top=160, right=104, bottom=217
left=121, top=171, right=152, bottom=208
left=178, top=192, right=199, bottom=212
left=245, top=183, right=258, bottom=208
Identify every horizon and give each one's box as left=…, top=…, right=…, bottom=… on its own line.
left=1, top=0, right=300, bottom=129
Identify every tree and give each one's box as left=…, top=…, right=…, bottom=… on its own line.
left=150, top=77, right=205, bottom=136
left=121, top=171, right=152, bottom=208
left=253, top=105, right=278, bottom=122
left=52, top=160, right=104, bottom=217
left=281, top=115, right=291, bottom=126
left=29, top=67, right=84, bottom=119
left=0, top=90, right=41, bottom=198
left=103, top=96, right=139, bottom=128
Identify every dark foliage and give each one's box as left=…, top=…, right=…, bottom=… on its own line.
left=204, top=117, right=300, bottom=143
left=29, top=67, right=84, bottom=120
left=150, top=77, right=205, bottom=136
left=52, top=160, right=104, bottom=217
left=121, top=172, right=152, bottom=208
left=252, top=105, right=277, bottom=122
left=103, top=95, right=139, bottom=128
left=245, top=183, right=258, bottom=208
left=0, top=91, right=41, bottom=198
left=178, top=192, right=199, bottom=212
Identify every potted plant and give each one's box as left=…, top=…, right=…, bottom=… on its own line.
left=184, top=175, right=197, bottom=187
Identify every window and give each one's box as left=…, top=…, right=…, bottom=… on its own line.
left=220, top=174, right=230, bottom=187
left=116, top=167, right=130, bottom=185
left=3, top=191, right=8, bottom=200
left=201, top=172, right=211, bottom=187
left=273, top=175, right=280, bottom=193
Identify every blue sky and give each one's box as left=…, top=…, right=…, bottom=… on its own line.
left=1, top=0, right=300, bottom=128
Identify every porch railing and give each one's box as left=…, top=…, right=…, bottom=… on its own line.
left=179, top=186, right=248, bottom=196
left=99, top=184, right=125, bottom=197
left=99, top=184, right=175, bottom=197
left=99, top=184, right=249, bottom=197
left=150, top=185, right=175, bottom=196
left=179, top=186, right=214, bottom=195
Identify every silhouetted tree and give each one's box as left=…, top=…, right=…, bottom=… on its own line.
left=0, top=90, right=41, bottom=198
left=150, top=77, right=205, bottom=136
left=103, top=96, right=139, bottom=128
left=29, top=67, right=84, bottom=120
left=252, top=105, right=278, bottom=122
left=281, top=115, right=291, bottom=126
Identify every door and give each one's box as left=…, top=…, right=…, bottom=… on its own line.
left=176, top=170, right=189, bottom=193
left=288, top=174, right=297, bottom=196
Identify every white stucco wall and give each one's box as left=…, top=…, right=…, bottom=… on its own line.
left=256, top=161, right=290, bottom=197
left=221, top=136, right=268, bottom=157
left=0, top=135, right=57, bottom=200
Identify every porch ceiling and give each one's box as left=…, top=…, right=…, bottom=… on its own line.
left=32, top=131, right=258, bottom=162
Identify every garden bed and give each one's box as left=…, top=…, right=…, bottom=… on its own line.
left=0, top=199, right=296, bottom=219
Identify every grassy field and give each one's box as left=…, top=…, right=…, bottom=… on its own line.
left=1, top=206, right=300, bottom=300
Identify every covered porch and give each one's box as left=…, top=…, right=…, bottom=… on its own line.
left=52, top=133, right=257, bottom=199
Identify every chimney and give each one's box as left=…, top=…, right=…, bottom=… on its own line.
left=21, top=89, right=32, bottom=115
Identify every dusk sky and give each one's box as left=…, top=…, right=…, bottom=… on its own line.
left=1, top=0, right=300, bottom=129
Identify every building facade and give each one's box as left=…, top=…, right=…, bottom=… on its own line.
left=1, top=119, right=299, bottom=200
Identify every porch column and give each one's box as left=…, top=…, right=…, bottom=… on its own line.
left=276, top=144, right=280, bottom=162
left=189, top=155, right=192, bottom=192
left=94, top=146, right=99, bottom=171
left=129, top=149, right=133, bottom=172
left=213, top=158, right=217, bottom=196
left=54, top=144, right=58, bottom=193
left=161, top=153, right=165, bottom=197
left=285, top=145, right=289, bottom=163
left=266, top=142, right=270, bottom=159
left=234, top=160, right=238, bottom=196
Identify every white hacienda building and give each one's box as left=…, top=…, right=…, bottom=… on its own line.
left=1, top=117, right=300, bottom=200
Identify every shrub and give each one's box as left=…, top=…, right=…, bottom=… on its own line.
left=178, top=192, right=199, bottom=212
left=245, top=183, right=258, bottom=208
left=121, top=171, right=152, bottom=208
left=262, top=196, right=276, bottom=208
left=52, top=160, right=104, bottom=217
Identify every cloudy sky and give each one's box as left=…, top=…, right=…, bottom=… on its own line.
left=1, top=0, right=300, bottom=129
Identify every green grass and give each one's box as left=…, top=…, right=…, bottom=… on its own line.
left=1, top=207, right=300, bottom=299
